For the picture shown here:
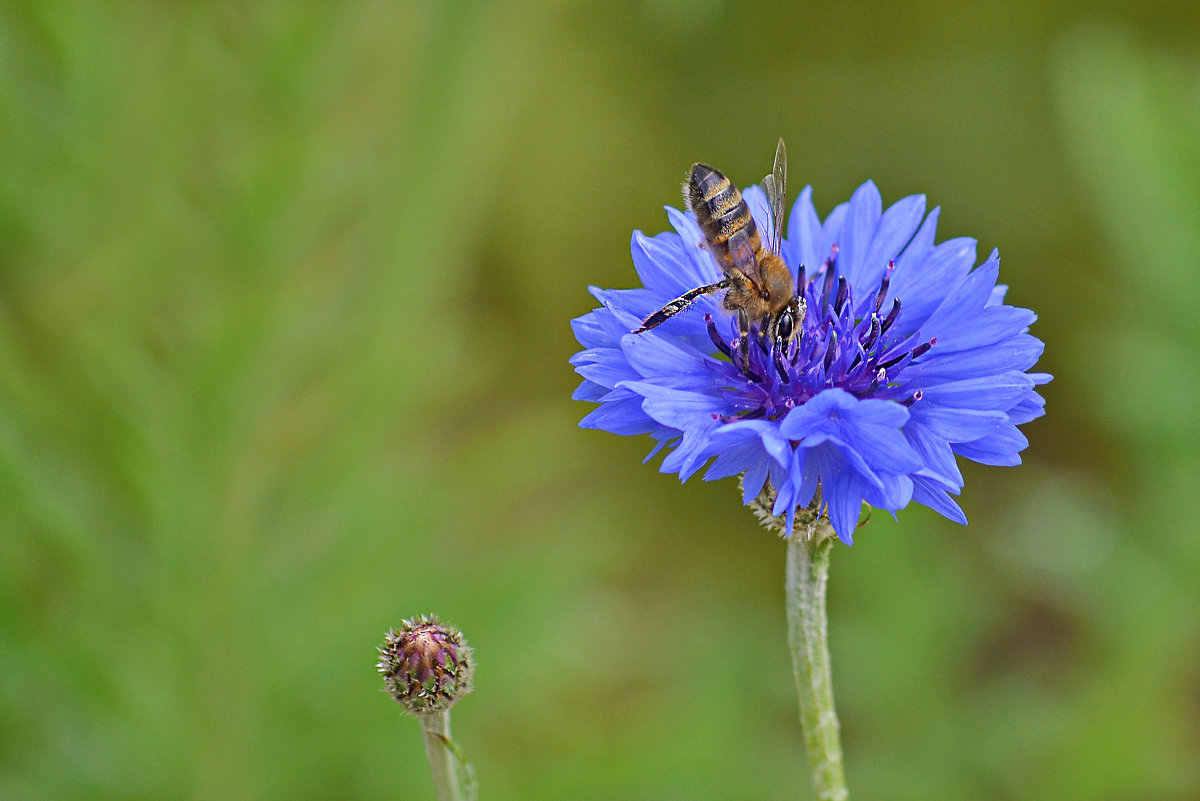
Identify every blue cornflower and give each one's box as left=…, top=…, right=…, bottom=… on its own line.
left=570, top=178, right=1049, bottom=544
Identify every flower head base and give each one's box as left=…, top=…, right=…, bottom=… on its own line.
left=571, top=177, right=1049, bottom=544
left=378, top=616, right=474, bottom=715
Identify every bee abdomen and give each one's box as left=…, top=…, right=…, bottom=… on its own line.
left=686, top=163, right=761, bottom=265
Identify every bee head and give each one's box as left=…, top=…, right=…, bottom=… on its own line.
left=772, top=296, right=805, bottom=346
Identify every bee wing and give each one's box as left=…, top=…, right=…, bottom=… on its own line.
left=726, top=227, right=759, bottom=284
left=761, top=138, right=787, bottom=258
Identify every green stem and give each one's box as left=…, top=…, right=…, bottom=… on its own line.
left=786, top=523, right=848, bottom=801
left=420, top=711, right=463, bottom=801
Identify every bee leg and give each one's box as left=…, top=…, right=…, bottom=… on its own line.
left=736, top=306, right=750, bottom=340
left=758, top=315, right=771, bottom=350
left=633, top=278, right=731, bottom=333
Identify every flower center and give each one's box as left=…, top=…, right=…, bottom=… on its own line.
left=709, top=249, right=933, bottom=422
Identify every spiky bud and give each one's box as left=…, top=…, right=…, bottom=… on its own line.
left=377, top=616, right=474, bottom=715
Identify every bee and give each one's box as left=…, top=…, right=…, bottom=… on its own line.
left=634, top=138, right=804, bottom=346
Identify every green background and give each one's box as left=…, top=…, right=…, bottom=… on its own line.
left=3, top=2, right=1199, bottom=800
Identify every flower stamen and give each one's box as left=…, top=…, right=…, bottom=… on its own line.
left=875, top=260, right=895, bottom=312
left=879, top=298, right=902, bottom=335
left=706, top=314, right=733, bottom=358
left=833, top=277, right=849, bottom=316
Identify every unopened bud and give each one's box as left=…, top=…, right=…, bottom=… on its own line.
left=378, top=615, right=474, bottom=715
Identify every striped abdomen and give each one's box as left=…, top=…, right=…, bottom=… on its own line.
left=685, top=163, right=762, bottom=272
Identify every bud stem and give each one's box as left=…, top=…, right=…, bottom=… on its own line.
left=420, top=710, right=464, bottom=801
left=786, top=522, right=848, bottom=801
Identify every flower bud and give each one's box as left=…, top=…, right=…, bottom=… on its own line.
left=377, top=616, right=474, bottom=715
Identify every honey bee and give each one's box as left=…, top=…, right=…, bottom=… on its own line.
left=634, top=139, right=804, bottom=345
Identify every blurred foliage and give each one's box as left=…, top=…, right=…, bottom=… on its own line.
left=0, top=2, right=1199, bottom=800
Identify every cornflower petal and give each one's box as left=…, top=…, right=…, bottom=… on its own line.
left=861, top=194, right=926, bottom=295
left=838, top=181, right=883, bottom=290
left=786, top=185, right=823, bottom=275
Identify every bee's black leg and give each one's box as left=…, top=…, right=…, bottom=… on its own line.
left=633, top=278, right=731, bottom=333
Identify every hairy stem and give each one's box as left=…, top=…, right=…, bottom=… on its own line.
left=786, top=522, right=848, bottom=801
left=420, top=711, right=463, bottom=801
